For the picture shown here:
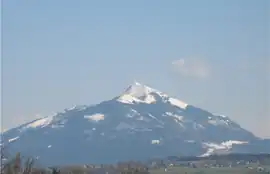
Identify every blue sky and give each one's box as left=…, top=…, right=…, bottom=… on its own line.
left=2, top=0, right=269, bottom=138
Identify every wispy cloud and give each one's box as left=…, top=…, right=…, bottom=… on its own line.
left=171, top=58, right=211, bottom=79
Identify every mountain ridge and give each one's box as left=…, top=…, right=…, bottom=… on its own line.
left=1, top=82, right=269, bottom=166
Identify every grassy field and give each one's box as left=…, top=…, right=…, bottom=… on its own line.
left=150, top=166, right=270, bottom=174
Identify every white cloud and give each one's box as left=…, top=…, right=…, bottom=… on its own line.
left=171, top=58, right=211, bottom=79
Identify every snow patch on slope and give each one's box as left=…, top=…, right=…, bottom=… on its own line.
left=165, top=112, right=185, bottom=127
left=24, top=117, right=53, bottom=129
left=117, top=94, right=156, bottom=104
left=151, top=140, right=160, bottom=144
left=65, top=105, right=87, bottom=112
left=8, top=136, right=19, bottom=143
left=208, top=119, right=229, bottom=126
left=200, top=140, right=248, bottom=157
left=165, top=112, right=184, bottom=121
left=167, top=97, right=188, bottom=109
left=148, top=113, right=164, bottom=125
left=84, top=114, right=105, bottom=122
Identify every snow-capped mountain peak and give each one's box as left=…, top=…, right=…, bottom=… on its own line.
left=117, top=81, right=164, bottom=104
left=124, top=81, right=159, bottom=97
left=2, top=82, right=268, bottom=166
left=117, top=81, right=188, bottom=109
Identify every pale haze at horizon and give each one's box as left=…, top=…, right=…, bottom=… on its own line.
left=2, top=0, right=270, bottom=138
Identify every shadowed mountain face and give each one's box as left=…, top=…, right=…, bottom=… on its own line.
left=1, top=82, right=268, bottom=166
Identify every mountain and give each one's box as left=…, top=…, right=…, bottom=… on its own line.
left=1, top=82, right=269, bottom=166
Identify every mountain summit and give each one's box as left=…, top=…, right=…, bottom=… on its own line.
left=117, top=81, right=188, bottom=108
left=2, top=82, right=269, bottom=166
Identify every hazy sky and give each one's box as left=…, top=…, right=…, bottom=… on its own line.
left=2, top=0, right=270, bottom=138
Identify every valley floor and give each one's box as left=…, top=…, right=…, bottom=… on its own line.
left=150, top=166, right=270, bottom=174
